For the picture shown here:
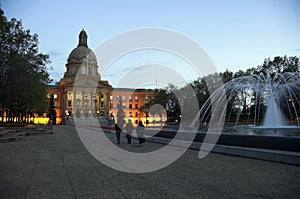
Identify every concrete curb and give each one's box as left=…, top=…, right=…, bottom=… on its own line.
left=25, top=130, right=53, bottom=135
left=0, top=136, right=24, bottom=142
left=147, top=136, right=300, bottom=166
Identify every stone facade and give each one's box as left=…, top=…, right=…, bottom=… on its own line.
left=48, top=30, right=155, bottom=124
left=109, top=88, right=154, bottom=124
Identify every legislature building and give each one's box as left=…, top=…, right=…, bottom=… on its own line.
left=48, top=30, right=155, bottom=124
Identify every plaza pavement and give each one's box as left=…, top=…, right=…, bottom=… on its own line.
left=0, top=125, right=299, bottom=199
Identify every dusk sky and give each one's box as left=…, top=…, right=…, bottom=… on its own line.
left=2, top=0, right=300, bottom=88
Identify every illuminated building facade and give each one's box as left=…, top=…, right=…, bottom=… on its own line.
left=48, top=30, right=155, bottom=124
left=109, top=88, right=154, bottom=124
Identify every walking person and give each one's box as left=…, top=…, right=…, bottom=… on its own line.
left=115, top=122, right=122, bottom=144
left=136, top=121, right=145, bottom=144
left=125, top=119, right=134, bottom=144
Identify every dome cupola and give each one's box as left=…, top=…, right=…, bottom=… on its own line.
left=78, top=29, right=88, bottom=47
left=67, top=29, right=97, bottom=63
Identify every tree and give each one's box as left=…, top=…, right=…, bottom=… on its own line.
left=138, top=103, right=150, bottom=124
left=140, top=85, right=182, bottom=123
left=116, top=100, right=125, bottom=127
left=165, top=84, right=181, bottom=122
left=0, top=7, right=51, bottom=123
left=257, top=55, right=300, bottom=74
left=234, top=70, right=246, bottom=78
left=47, top=95, right=56, bottom=124
left=221, top=69, right=234, bottom=83
left=140, top=88, right=167, bottom=121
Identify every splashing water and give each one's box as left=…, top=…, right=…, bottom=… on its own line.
left=196, top=72, right=300, bottom=133
left=263, top=94, right=285, bottom=128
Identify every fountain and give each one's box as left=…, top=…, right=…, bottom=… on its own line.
left=197, top=72, right=300, bottom=136
left=263, top=93, right=285, bottom=128
left=152, top=71, right=300, bottom=152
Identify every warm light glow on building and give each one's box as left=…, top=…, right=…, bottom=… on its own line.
left=46, top=30, right=163, bottom=125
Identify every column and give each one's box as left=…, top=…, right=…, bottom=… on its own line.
left=73, top=91, right=76, bottom=118
left=90, top=91, right=94, bottom=117
left=98, top=92, right=101, bottom=116
left=82, top=91, right=85, bottom=117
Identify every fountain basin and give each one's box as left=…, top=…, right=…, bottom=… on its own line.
left=148, top=129, right=300, bottom=152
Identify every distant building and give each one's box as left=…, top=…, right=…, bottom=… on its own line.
left=48, top=30, right=156, bottom=124
left=109, top=88, right=154, bottom=124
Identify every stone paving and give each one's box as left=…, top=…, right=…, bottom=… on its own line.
left=0, top=125, right=299, bottom=199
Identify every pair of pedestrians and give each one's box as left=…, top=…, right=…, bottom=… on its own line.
left=115, top=119, right=145, bottom=144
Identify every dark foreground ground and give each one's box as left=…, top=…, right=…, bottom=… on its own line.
left=0, top=125, right=299, bottom=199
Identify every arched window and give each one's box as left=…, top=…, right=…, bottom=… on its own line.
left=82, top=65, right=87, bottom=75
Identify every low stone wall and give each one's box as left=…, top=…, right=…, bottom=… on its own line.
left=150, top=129, right=300, bottom=152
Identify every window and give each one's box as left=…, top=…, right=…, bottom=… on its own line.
left=116, top=96, right=120, bottom=101
left=53, top=94, right=58, bottom=99
left=67, top=100, right=72, bottom=107
left=110, top=95, right=113, bottom=101
left=129, top=112, right=132, bottom=117
left=76, top=93, right=80, bottom=99
left=135, top=104, right=138, bottom=109
left=82, top=65, right=87, bottom=75
left=129, top=96, right=132, bottom=102
left=101, top=94, right=104, bottom=99
left=129, top=104, right=132, bottom=109
left=101, top=102, right=104, bottom=108
left=76, top=99, right=81, bottom=106
left=122, top=96, right=126, bottom=101
left=145, top=96, right=149, bottom=101
left=110, top=103, right=113, bottom=108
left=84, top=99, right=89, bottom=107
left=135, top=112, right=138, bottom=117
left=122, top=103, right=126, bottom=108
left=135, top=96, right=138, bottom=101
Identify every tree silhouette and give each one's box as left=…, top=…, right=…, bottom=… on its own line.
left=0, top=7, right=51, bottom=124
left=47, top=95, right=56, bottom=125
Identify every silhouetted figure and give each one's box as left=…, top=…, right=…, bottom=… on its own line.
left=125, top=119, right=134, bottom=144
left=115, top=122, right=122, bottom=144
left=136, top=121, right=145, bottom=144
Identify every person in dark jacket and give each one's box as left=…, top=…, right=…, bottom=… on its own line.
left=115, top=122, right=122, bottom=144
left=136, top=121, right=145, bottom=144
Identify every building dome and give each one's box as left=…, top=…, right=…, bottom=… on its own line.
left=67, top=29, right=97, bottom=63
left=67, top=46, right=97, bottom=63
